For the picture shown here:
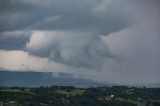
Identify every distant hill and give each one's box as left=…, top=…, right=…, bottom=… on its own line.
left=146, top=83, right=160, bottom=88
left=0, top=70, right=106, bottom=87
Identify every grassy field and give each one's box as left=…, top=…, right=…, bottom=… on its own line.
left=0, top=89, right=35, bottom=95
left=125, top=100, right=145, bottom=106
left=3, top=103, right=18, bottom=106
left=55, top=89, right=85, bottom=96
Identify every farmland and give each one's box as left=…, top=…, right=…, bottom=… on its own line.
left=0, top=86, right=160, bottom=106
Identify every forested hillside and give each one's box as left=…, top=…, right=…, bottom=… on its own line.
left=0, top=86, right=160, bottom=106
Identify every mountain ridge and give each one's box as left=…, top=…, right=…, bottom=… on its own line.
left=0, top=70, right=106, bottom=87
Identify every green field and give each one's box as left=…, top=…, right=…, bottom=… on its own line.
left=55, top=89, right=85, bottom=96
left=0, top=89, right=35, bottom=95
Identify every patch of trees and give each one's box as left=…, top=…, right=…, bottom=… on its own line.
left=0, top=86, right=160, bottom=106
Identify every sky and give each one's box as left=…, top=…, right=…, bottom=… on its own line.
left=0, top=0, right=160, bottom=85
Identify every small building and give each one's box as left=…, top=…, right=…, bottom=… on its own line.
left=110, top=95, right=114, bottom=98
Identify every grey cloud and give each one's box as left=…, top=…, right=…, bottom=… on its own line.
left=0, top=31, right=31, bottom=50
left=0, top=0, right=130, bottom=34
left=0, top=0, right=55, bottom=31
left=0, top=0, right=131, bottom=68
left=0, top=0, right=159, bottom=85
left=26, top=31, right=114, bottom=68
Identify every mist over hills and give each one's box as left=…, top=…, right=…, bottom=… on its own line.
left=0, top=70, right=107, bottom=88
left=0, top=68, right=160, bottom=88
left=0, top=70, right=159, bottom=88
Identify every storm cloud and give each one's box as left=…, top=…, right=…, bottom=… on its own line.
left=0, top=31, right=31, bottom=50
left=0, top=0, right=160, bottom=85
left=0, top=0, right=131, bottom=68
left=0, top=0, right=130, bottom=32
left=26, top=31, right=115, bottom=68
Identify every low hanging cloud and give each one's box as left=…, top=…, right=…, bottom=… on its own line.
left=0, top=0, right=160, bottom=85
left=0, top=31, right=31, bottom=50
left=26, top=31, right=115, bottom=68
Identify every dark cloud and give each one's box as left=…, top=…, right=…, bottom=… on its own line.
left=0, top=31, right=31, bottom=50
left=0, top=0, right=159, bottom=85
left=0, top=0, right=130, bottom=34
left=0, top=0, right=54, bottom=31
left=0, top=0, right=131, bottom=68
